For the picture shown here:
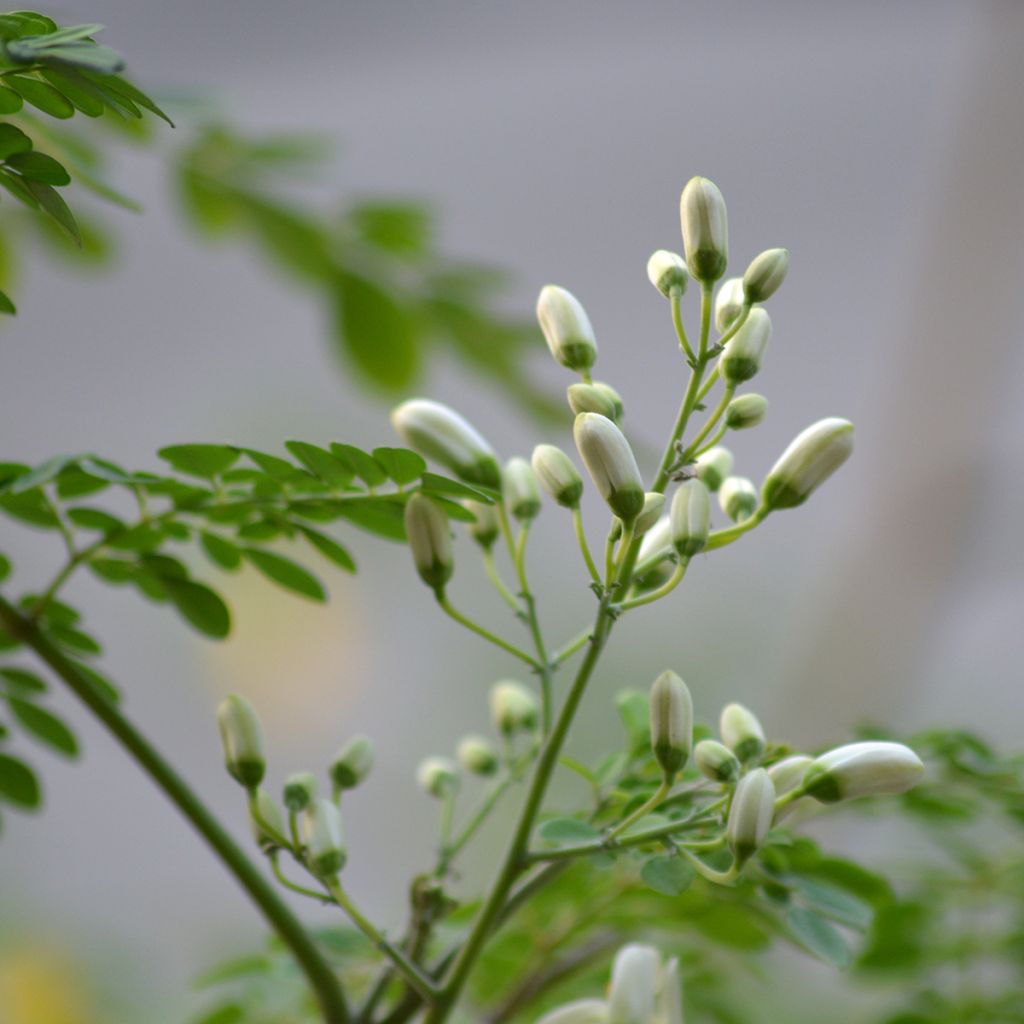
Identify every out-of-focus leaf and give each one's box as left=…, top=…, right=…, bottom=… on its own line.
left=0, top=752, right=40, bottom=808
left=372, top=447, right=425, bottom=485
left=158, top=444, right=239, bottom=478
left=7, top=698, right=78, bottom=757
left=641, top=855, right=696, bottom=896
left=200, top=532, right=242, bottom=571
left=418, top=472, right=497, bottom=504
left=244, top=549, right=325, bottom=602
left=5, top=75, right=75, bottom=118
left=162, top=577, right=231, bottom=639
left=284, top=441, right=352, bottom=487
left=0, top=124, right=32, bottom=159
left=787, top=906, right=851, bottom=968
left=538, top=818, right=600, bottom=845
left=299, top=527, right=356, bottom=573
left=5, top=151, right=70, bottom=185
left=25, top=179, right=80, bottom=245
left=329, top=443, right=387, bottom=487
left=334, top=497, right=406, bottom=541
left=0, top=668, right=47, bottom=694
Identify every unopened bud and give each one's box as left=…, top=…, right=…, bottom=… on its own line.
left=466, top=500, right=500, bottom=548
left=720, top=307, right=771, bottom=385
left=567, top=382, right=623, bottom=423
left=404, top=493, right=453, bottom=592
left=718, top=476, right=758, bottom=522
left=390, top=398, right=501, bottom=490
left=635, top=516, right=673, bottom=577
left=694, top=739, right=740, bottom=783
left=537, top=285, right=598, bottom=373
left=719, top=703, right=766, bottom=763
left=742, top=248, right=789, bottom=303
left=457, top=735, right=499, bottom=776
left=724, top=393, right=767, bottom=431
left=714, top=278, right=746, bottom=333
left=250, top=788, right=285, bottom=851
left=694, top=446, right=733, bottom=492
left=802, top=741, right=924, bottom=803
left=727, top=768, right=775, bottom=865
left=646, top=250, right=689, bottom=297
left=635, top=493, right=666, bottom=537
left=767, top=755, right=813, bottom=796
left=217, top=694, right=265, bottom=788
left=608, top=944, right=661, bottom=1024
left=330, top=736, right=375, bottom=791
left=670, top=478, right=710, bottom=558
left=680, top=176, right=728, bottom=283
left=573, top=413, right=644, bottom=523
left=490, top=680, right=539, bottom=735
left=417, top=756, right=458, bottom=798
left=302, top=798, right=347, bottom=878
left=504, top=457, right=541, bottom=522
left=531, top=444, right=584, bottom=509
left=283, top=771, right=318, bottom=813
left=761, top=418, right=854, bottom=511
left=649, top=670, right=693, bottom=778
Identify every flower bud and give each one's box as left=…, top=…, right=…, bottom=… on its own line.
left=504, top=457, right=541, bottom=522
left=250, top=788, right=285, bottom=851
left=535, top=1001, right=609, bottom=1024
left=536, top=285, right=598, bottom=372
left=719, top=703, right=766, bottom=763
left=714, top=277, right=746, bottom=333
left=802, top=741, right=924, bottom=803
left=724, top=393, right=767, bottom=431
left=490, top=680, right=539, bottom=735
left=680, top=176, right=728, bottom=283
left=531, top=444, right=584, bottom=509
left=417, top=756, right=458, bottom=798
left=670, top=478, right=710, bottom=558
left=390, top=398, right=501, bottom=490
left=718, top=476, right=758, bottom=522
left=567, top=382, right=620, bottom=422
left=573, top=413, right=644, bottom=523
left=742, top=248, right=789, bottom=303
left=217, top=694, right=265, bottom=788
left=646, top=250, right=689, bottom=297
left=694, top=446, right=733, bottom=492
left=635, top=493, right=666, bottom=537
left=456, top=735, right=499, bottom=776
left=608, top=944, right=660, bottom=1024
left=330, top=736, right=375, bottom=791
left=694, top=739, right=740, bottom=783
left=649, top=670, right=693, bottom=778
left=283, top=771, right=318, bottom=813
left=727, top=768, right=775, bottom=865
left=635, top=516, right=673, bottom=577
left=767, top=755, right=813, bottom=796
left=404, top=493, right=453, bottom=592
left=301, top=798, right=347, bottom=878
left=592, top=382, right=624, bottom=422
left=761, top=418, right=854, bottom=511
left=466, top=500, right=500, bottom=548
left=719, top=307, right=771, bottom=385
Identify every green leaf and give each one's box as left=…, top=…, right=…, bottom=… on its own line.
left=334, top=497, right=406, bottom=541
left=193, top=954, right=272, bottom=989
left=0, top=667, right=47, bottom=694
left=284, top=441, right=353, bottom=487
left=244, top=549, right=325, bottom=602
left=71, top=661, right=119, bottom=703
left=50, top=624, right=101, bottom=656
left=0, top=87, right=24, bottom=113
left=0, top=490, right=60, bottom=528
left=787, top=906, right=851, bottom=968
left=0, top=124, right=32, bottom=159
left=162, top=578, right=231, bottom=639
left=55, top=465, right=109, bottom=498
left=38, top=68, right=104, bottom=116
left=94, top=74, right=173, bottom=126
left=329, top=444, right=387, bottom=487
left=428, top=496, right=477, bottom=523
left=372, top=447, right=426, bottom=485
left=200, top=532, right=242, bottom=571
left=0, top=752, right=40, bottom=808
left=787, top=875, right=874, bottom=931
left=8, top=454, right=77, bottom=493
left=538, top=817, right=600, bottom=845
left=4, top=150, right=70, bottom=185
left=615, top=689, right=650, bottom=750
left=419, top=472, right=498, bottom=504
left=640, top=855, right=696, bottom=896
left=0, top=288, right=15, bottom=315
left=0, top=553, right=10, bottom=581
left=158, top=444, right=239, bottom=478
left=7, top=698, right=78, bottom=757
left=5, top=75, right=75, bottom=118
left=88, top=557, right=137, bottom=583
left=67, top=506, right=124, bottom=532
left=193, top=1004, right=245, bottom=1024
left=299, top=527, right=356, bottom=573
left=0, top=166, right=38, bottom=207
left=25, top=179, right=80, bottom=245
left=350, top=201, right=432, bottom=255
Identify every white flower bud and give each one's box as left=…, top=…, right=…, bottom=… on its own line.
left=719, top=703, right=766, bottom=763
left=537, top=285, right=598, bottom=373
left=416, top=756, right=458, bottom=798
left=490, top=680, right=539, bottom=735
left=250, top=788, right=285, bottom=851
left=714, top=277, right=746, bottom=333
left=217, top=694, right=265, bottom=788
left=592, top=382, right=624, bottom=422
left=283, top=771, right=318, bottom=813
left=680, top=176, right=728, bottom=283
left=531, top=444, right=584, bottom=508
left=573, top=413, right=645, bottom=523
left=670, top=478, right=710, bottom=558
left=724, top=393, right=767, bottom=431
left=659, top=957, right=683, bottom=1024
left=646, top=249, right=689, bottom=297
left=761, top=417, right=854, bottom=511
left=718, top=476, right=758, bottom=523
left=635, top=516, right=673, bottom=577
left=802, top=741, right=924, bottom=803
left=390, top=398, right=501, bottom=490
left=767, top=755, right=813, bottom=795
left=457, top=735, right=499, bottom=776
left=608, top=944, right=661, bottom=1024
left=404, top=493, right=453, bottom=592
left=302, top=798, right=347, bottom=878
left=694, top=739, right=740, bottom=783
left=719, top=307, right=771, bottom=385
left=649, top=670, right=693, bottom=777
left=330, top=736, right=374, bottom=791
left=466, top=500, right=500, bottom=548
left=567, top=382, right=621, bottom=422
left=742, top=248, right=789, bottom=303
left=635, top=493, right=666, bottom=537
left=693, top=446, right=733, bottom=493
left=727, top=768, right=775, bottom=865
left=504, top=456, right=541, bottom=522
left=536, top=1001, right=609, bottom=1024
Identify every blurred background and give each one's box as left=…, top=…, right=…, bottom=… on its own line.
left=1, top=1, right=1023, bottom=1021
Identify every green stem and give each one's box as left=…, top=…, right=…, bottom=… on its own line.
left=435, top=594, right=540, bottom=669
left=682, top=385, right=734, bottom=463
left=438, top=775, right=514, bottom=875
left=512, top=522, right=554, bottom=735
left=551, top=627, right=592, bottom=667
left=619, top=559, right=687, bottom=611
left=705, top=507, right=767, bottom=551
left=270, top=852, right=331, bottom=903
left=694, top=421, right=728, bottom=457
left=571, top=507, right=601, bottom=586
left=680, top=848, right=739, bottom=885
left=482, top=550, right=521, bottom=613
left=670, top=287, right=695, bottom=363
left=606, top=778, right=672, bottom=840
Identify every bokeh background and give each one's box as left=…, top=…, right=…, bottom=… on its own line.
left=2, top=1, right=1023, bottom=1021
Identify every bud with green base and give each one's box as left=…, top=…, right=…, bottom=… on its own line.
left=283, top=772, right=318, bottom=813
left=801, top=741, right=924, bottom=803
left=467, top=500, right=500, bottom=548
left=457, top=735, right=499, bottom=776
left=724, top=393, right=768, bottom=430
left=302, top=799, right=347, bottom=878
left=404, top=493, right=453, bottom=593
left=680, top=176, right=728, bottom=283
left=531, top=444, right=583, bottom=509
left=635, top=493, right=666, bottom=538
left=417, top=756, right=458, bottom=798
left=694, top=739, right=740, bottom=783
left=669, top=478, right=710, bottom=558
left=761, top=418, right=854, bottom=511
left=719, top=307, right=771, bottom=384
left=567, top=382, right=621, bottom=422
left=742, top=248, right=789, bottom=303
left=330, top=736, right=375, bottom=791
left=694, top=446, right=733, bottom=492
left=573, top=413, right=644, bottom=524
left=218, top=694, right=266, bottom=788
left=536, top=285, right=598, bottom=373
left=649, top=670, right=693, bottom=778
left=718, top=476, right=758, bottom=523
left=715, top=277, right=746, bottom=333
left=727, top=768, right=775, bottom=865
left=504, top=457, right=541, bottom=522
left=646, top=250, right=688, bottom=297
left=490, top=680, right=539, bottom=735
left=720, top=702, right=766, bottom=763
left=250, top=788, right=285, bottom=852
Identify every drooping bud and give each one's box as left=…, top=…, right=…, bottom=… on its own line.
left=504, top=457, right=541, bottom=522
left=742, top=248, right=789, bottom=303
left=217, top=694, right=266, bottom=788
left=694, top=446, right=733, bottom=492
left=719, top=307, right=771, bottom=385
left=536, top=285, right=598, bottom=373
left=301, top=798, right=347, bottom=878
left=714, top=277, right=746, bottom=333
left=726, top=768, right=775, bottom=865
left=572, top=413, right=644, bottom=523
left=489, top=680, right=539, bottom=735
left=802, top=742, right=924, bottom=803
left=635, top=493, right=666, bottom=537
left=390, top=398, right=501, bottom=490
left=416, top=756, right=458, bottom=798
left=718, top=476, right=758, bottom=522
left=680, top=176, right=728, bottom=283
left=456, top=735, right=499, bottom=776
left=670, top=478, right=710, bottom=558
left=649, top=670, right=693, bottom=778
left=250, top=788, right=285, bottom=851
left=608, top=944, right=661, bottom=1024
left=329, top=736, right=375, bottom=791
left=719, top=703, right=766, bottom=763
left=466, top=500, right=500, bottom=548
left=404, top=493, right=453, bottom=592
left=531, top=444, right=584, bottom=509
left=646, top=250, right=689, bottom=297
left=283, top=771, right=318, bottom=813
left=724, top=393, right=768, bottom=431
left=761, top=418, right=854, bottom=511
left=694, top=739, right=740, bottom=783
